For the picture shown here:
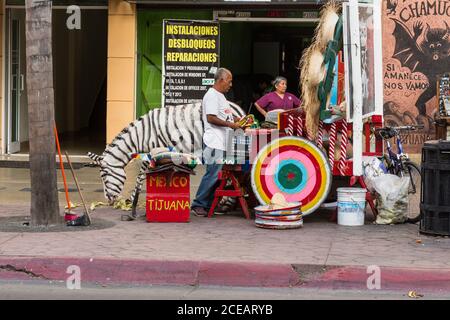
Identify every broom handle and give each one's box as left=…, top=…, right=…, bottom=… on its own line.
left=64, top=151, right=90, bottom=219
left=54, top=123, right=71, bottom=210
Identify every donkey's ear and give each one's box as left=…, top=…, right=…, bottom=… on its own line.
left=87, top=152, right=104, bottom=165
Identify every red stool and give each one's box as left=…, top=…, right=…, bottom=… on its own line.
left=208, top=165, right=251, bottom=219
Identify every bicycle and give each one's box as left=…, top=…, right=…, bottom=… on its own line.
left=375, top=125, right=423, bottom=223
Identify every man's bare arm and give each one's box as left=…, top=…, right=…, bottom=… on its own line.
left=207, top=115, right=240, bottom=130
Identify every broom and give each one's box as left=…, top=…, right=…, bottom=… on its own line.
left=54, top=123, right=77, bottom=222
left=64, top=151, right=91, bottom=226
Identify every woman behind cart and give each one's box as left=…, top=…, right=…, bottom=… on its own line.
left=254, top=76, right=301, bottom=119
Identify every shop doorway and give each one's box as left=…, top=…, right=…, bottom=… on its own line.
left=3, top=7, right=107, bottom=155
left=136, top=9, right=318, bottom=121
left=219, top=19, right=316, bottom=121
left=4, top=9, right=25, bottom=154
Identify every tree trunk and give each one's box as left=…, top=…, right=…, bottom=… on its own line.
left=25, top=0, right=61, bottom=226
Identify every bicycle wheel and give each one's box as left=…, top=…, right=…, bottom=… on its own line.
left=399, top=161, right=422, bottom=223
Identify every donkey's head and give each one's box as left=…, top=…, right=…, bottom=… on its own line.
left=87, top=151, right=126, bottom=204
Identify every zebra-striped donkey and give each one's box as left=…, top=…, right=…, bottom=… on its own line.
left=88, top=101, right=245, bottom=218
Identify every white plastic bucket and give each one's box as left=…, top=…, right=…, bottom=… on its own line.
left=337, top=188, right=367, bottom=226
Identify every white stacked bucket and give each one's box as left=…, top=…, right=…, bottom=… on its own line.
left=336, top=188, right=367, bottom=226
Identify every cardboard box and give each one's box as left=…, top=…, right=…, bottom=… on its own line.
left=146, top=171, right=190, bottom=223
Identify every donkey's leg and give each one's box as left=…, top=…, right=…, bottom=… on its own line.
left=130, top=160, right=149, bottom=218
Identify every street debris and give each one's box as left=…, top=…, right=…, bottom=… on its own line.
left=89, top=201, right=109, bottom=211
left=65, top=201, right=81, bottom=210
left=113, top=199, right=132, bottom=211
left=65, top=200, right=137, bottom=214
left=407, top=291, right=424, bottom=299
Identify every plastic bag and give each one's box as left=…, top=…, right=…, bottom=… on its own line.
left=371, top=174, right=409, bottom=224
left=362, top=157, right=386, bottom=193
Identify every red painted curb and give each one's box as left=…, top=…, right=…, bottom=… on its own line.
left=198, top=261, right=300, bottom=287
left=0, top=257, right=299, bottom=287
left=0, top=257, right=199, bottom=286
left=1, top=256, right=450, bottom=292
left=303, top=266, right=450, bottom=292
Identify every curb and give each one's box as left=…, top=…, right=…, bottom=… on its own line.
left=0, top=257, right=300, bottom=287
left=302, top=266, right=450, bottom=293
left=1, top=256, right=450, bottom=293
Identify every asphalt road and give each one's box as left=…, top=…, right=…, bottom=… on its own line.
left=0, top=280, right=447, bottom=300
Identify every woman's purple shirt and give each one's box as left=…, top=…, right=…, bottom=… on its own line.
left=255, top=91, right=301, bottom=112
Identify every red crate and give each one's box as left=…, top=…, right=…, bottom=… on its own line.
left=146, top=172, right=190, bottom=223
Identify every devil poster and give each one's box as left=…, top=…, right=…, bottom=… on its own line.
left=383, top=0, right=450, bottom=153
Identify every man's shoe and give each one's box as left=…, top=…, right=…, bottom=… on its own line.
left=191, top=206, right=208, bottom=217
left=214, top=204, right=230, bottom=215
left=214, top=209, right=226, bottom=215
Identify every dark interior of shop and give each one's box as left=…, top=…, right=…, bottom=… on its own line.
left=18, top=9, right=107, bottom=155
left=220, top=22, right=315, bottom=122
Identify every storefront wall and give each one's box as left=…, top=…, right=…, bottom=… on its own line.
left=2, top=1, right=446, bottom=153
left=107, top=0, right=137, bottom=143
left=1, top=0, right=108, bottom=154
left=136, top=9, right=212, bottom=117
left=135, top=5, right=317, bottom=118
left=382, top=0, right=450, bottom=153
left=133, top=0, right=448, bottom=156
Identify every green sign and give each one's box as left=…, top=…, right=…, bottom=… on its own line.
left=202, top=78, right=214, bottom=85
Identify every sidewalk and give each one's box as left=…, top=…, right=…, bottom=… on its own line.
left=1, top=167, right=450, bottom=293
left=1, top=204, right=450, bottom=292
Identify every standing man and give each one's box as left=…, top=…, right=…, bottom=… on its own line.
left=191, top=68, right=241, bottom=217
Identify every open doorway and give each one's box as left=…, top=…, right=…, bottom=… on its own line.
left=220, top=21, right=315, bottom=122
left=4, top=7, right=107, bottom=156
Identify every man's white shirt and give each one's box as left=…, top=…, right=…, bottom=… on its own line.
left=202, top=87, right=234, bottom=151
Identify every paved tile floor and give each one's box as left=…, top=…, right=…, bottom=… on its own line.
left=1, top=166, right=449, bottom=269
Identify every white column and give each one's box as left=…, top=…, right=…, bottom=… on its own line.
left=349, top=0, right=363, bottom=176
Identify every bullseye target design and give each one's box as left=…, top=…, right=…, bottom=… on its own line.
left=251, top=136, right=332, bottom=216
